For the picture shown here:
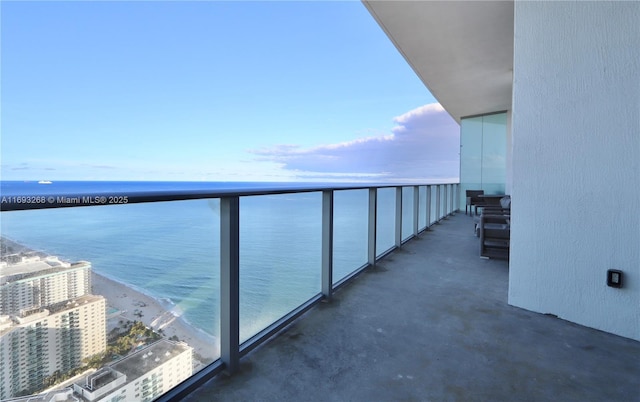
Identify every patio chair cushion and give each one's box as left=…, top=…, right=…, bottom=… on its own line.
left=500, top=196, right=511, bottom=209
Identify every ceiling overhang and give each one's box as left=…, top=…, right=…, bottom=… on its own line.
left=363, top=1, right=514, bottom=123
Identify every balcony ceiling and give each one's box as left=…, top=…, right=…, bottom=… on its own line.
left=363, top=1, right=514, bottom=123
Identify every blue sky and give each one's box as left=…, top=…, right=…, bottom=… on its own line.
left=1, top=1, right=459, bottom=183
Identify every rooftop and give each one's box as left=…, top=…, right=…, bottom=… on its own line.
left=69, top=340, right=192, bottom=402
left=2, top=388, right=77, bottom=402
left=110, top=339, right=191, bottom=380
left=182, top=212, right=640, bottom=401
left=45, top=294, right=105, bottom=316
left=0, top=259, right=88, bottom=283
left=2, top=294, right=105, bottom=333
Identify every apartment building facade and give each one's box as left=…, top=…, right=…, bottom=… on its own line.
left=0, top=295, right=106, bottom=399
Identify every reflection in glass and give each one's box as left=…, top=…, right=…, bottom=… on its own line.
left=333, top=190, right=368, bottom=284
left=402, top=187, right=414, bottom=241
left=418, top=186, right=428, bottom=231
left=239, top=193, right=321, bottom=343
left=429, top=186, right=438, bottom=225
left=459, top=112, right=507, bottom=206
left=375, top=188, right=395, bottom=256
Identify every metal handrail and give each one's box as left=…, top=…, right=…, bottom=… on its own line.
left=0, top=182, right=458, bottom=211
left=1, top=182, right=460, bottom=402
left=159, top=182, right=460, bottom=401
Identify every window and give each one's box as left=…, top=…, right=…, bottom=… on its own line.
left=460, top=112, right=507, bottom=203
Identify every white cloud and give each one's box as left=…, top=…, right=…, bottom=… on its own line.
left=2, top=103, right=460, bottom=182
left=250, top=103, right=460, bottom=182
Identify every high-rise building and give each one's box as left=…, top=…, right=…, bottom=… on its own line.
left=1, top=339, right=192, bottom=402
left=0, top=294, right=106, bottom=399
left=0, top=258, right=92, bottom=316
left=72, top=339, right=192, bottom=402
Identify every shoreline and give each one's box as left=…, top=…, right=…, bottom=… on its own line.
left=91, top=271, right=219, bottom=362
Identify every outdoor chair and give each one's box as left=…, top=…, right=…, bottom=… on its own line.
left=473, top=195, right=511, bottom=236
left=479, top=213, right=510, bottom=259
left=465, top=190, right=485, bottom=215
left=476, top=196, right=511, bottom=260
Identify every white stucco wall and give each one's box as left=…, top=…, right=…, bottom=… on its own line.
left=509, top=1, right=640, bottom=340
left=505, top=109, right=512, bottom=195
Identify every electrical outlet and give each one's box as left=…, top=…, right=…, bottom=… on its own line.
left=607, top=269, right=623, bottom=288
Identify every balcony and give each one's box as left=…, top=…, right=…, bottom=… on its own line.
left=2, top=184, right=639, bottom=401
left=173, top=211, right=639, bottom=401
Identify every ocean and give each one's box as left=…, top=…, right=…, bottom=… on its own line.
left=0, top=181, right=434, bottom=343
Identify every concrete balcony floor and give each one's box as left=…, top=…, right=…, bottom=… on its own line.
left=183, top=213, right=640, bottom=402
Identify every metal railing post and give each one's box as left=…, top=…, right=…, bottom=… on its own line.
left=435, top=185, right=441, bottom=222
left=450, top=184, right=455, bottom=214
left=426, top=185, right=432, bottom=228
left=443, top=184, right=449, bottom=217
left=368, top=188, right=377, bottom=267
left=321, top=190, right=334, bottom=299
left=413, top=186, right=419, bottom=236
left=450, top=184, right=454, bottom=215
left=395, top=187, right=402, bottom=247
left=220, top=196, right=240, bottom=374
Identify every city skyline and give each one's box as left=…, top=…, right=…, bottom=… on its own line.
left=1, top=1, right=459, bottom=183
left=0, top=238, right=199, bottom=400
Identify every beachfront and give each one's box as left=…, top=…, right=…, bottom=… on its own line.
left=91, top=271, right=219, bottom=364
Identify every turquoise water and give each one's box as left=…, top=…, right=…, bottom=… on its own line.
left=1, top=181, right=440, bottom=343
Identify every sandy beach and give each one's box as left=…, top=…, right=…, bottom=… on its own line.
left=91, top=271, right=219, bottom=363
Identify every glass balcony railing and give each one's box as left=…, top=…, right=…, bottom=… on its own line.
left=0, top=183, right=459, bottom=401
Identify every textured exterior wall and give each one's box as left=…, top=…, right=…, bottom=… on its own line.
left=509, top=1, right=639, bottom=340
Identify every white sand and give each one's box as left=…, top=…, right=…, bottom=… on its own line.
left=91, top=272, right=219, bottom=362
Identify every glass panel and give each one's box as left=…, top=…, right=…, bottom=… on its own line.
left=429, top=186, right=437, bottom=225
left=432, top=184, right=442, bottom=221
left=481, top=113, right=507, bottom=195
left=459, top=113, right=507, bottom=208
left=444, top=184, right=451, bottom=214
left=418, top=186, right=427, bottom=231
left=375, top=188, right=395, bottom=256
left=401, top=187, right=414, bottom=241
left=441, top=185, right=447, bottom=217
left=1, top=201, right=220, bottom=399
left=460, top=116, right=483, bottom=208
left=333, top=189, right=368, bottom=284
left=239, top=193, right=321, bottom=343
